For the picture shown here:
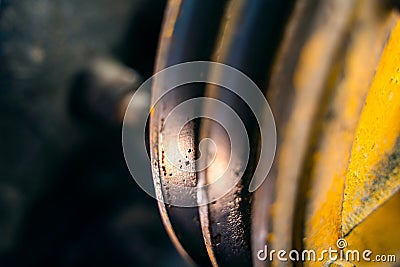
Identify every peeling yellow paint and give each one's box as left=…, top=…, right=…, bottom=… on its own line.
left=342, top=19, right=400, bottom=235
left=346, top=191, right=400, bottom=267
left=303, top=5, right=399, bottom=267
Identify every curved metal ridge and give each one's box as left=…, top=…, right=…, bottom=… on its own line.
left=150, top=1, right=227, bottom=266
left=150, top=0, right=294, bottom=266
left=199, top=1, right=295, bottom=266
left=149, top=1, right=400, bottom=266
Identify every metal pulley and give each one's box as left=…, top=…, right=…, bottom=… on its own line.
left=147, top=0, right=400, bottom=266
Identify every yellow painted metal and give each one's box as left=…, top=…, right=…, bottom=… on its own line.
left=303, top=4, right=400, bottom=267
left=266, top=1, right=400, bottom=266
left=342, top=20, right=400, bottom=235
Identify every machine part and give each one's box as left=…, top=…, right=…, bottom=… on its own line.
left=198, top=0, right=294, bottom=266
left=149, top=1, right=227, bottom=266
left=71, top=57, right=144, bottom=125
left=150, top=0, right=293, bottom=266
left=144, top=0, right=400, bottom=266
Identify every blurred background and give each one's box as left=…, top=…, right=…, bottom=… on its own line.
left=0, top=0, right=190, bottom=266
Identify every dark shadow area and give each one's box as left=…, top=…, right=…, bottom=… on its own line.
left=0, top=0, right=187, bottom=266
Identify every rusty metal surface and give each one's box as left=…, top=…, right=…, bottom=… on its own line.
left=199, top=1, right=294, bottom=266
left=3, top=0, right=400, bottom=266
left=151, top=0, right=293, bottom=266
left=152, top=1, right=400, bottom=266
left=150, top=1, right=227, bottom=266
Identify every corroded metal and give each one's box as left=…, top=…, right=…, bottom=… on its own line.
left=150, top=1, right=227, bottom=266
left=199, top=1, right=294, bottom=266
left=151, top=0, right=400, bottom=267
left=150, top=0, right=293, bottom=266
